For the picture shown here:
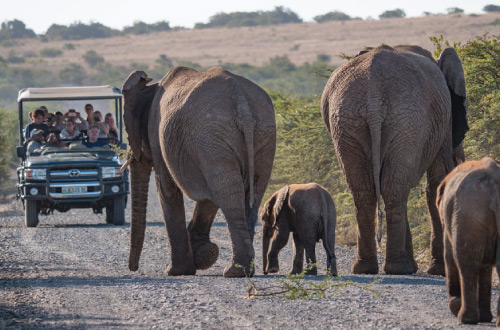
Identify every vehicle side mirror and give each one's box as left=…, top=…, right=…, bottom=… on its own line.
left=120, top=143, right=127, bottom=150
left=16, top=146, right=26, bottom=158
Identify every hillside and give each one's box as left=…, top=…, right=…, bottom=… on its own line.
left=2, top=13, right=500, bottom=72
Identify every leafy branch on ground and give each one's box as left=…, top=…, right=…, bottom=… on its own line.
left=238, top=263, right=384, bottom=300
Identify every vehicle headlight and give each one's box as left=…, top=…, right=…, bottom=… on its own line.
left=24, top=168, right=46, bottom=180
left=101, top=167, right=122, bottom=179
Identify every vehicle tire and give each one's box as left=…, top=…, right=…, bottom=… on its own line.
left=25, top=200, right=39, bottom=228
left=106, top=196, right=125, bottom=225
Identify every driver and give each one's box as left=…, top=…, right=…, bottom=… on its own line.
left=26, top=129, right=45, bottom=154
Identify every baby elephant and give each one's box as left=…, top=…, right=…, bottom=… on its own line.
left=260, top=183, right=337, bottom=276
left=436, top=158, right=500, bottom=326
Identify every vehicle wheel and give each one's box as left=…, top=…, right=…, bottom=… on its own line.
left=25, top=200, right=39, bottom=227
left=106, top=196, right=125, bottom=225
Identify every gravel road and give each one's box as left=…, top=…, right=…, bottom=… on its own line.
left=0, top=175, right=497, bottom=329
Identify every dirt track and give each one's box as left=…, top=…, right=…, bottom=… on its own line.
left=0, top=175, right=497, bottom=329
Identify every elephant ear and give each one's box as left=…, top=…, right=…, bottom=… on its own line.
left=273, top=185, right=289, bottom=222
left=122, top=71, right=157, bottom=164
left=438, top=48, right=469, bottom=148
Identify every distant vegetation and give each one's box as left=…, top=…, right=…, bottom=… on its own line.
left=313, top=11, right=359, bottom=23
left=39, top=48, right=63, bottom=58
left=379, top=9, right=406, bottom=19
left=447, top=7, right=464, bottom=14
left=0, top=19, right=36, bottom=41
left=483, top=4, right=500, bottom=12
left=122, top=21, right=172, bottom=35
left=194, top=6, right=302, bottom=29
left=45, top=22, right=121, bottom=40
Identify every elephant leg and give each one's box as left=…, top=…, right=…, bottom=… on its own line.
left=154, top=166, right=195, bottom=276
left=478, top=266, right=493, bottom=322
left=351, top=190, right=378, bottom=274
left=405, top=213, right=418, bottom=273
left=445, top=236, right=461, bottom=317
left=187, top=200, right=220, bottom=270
left=383, top=196, right=417, bottom=275
left=304, top=242, right=317, bottom=275
left=456, top=252, right=480, bottom=324
left=425, top=157, right=448, bottom=276
left=216, top=183, right=256, bottom=278
left=290, top=233, right=304, bottom=275
left=266, top=226, right=290, bottom=274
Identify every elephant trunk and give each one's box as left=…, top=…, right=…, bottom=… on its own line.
left=128, top=157, right=152, bottom=271
left=262, top=229, right=271, bottom=274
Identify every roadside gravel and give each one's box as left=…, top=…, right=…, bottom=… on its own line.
left=0, top=176, right=496, bottom=329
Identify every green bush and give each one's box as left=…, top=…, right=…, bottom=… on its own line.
left=45, top=22, right=121, bottom=40
left=483, top=4, right=500, bottom=12
left=195, top=6, right=302, bottom=29
left=447, top=7, right=464, bottom=14
left=7, top=50, right=24, bottom=63
left=123, top=21, right=171, bottom=35
left=59, top=63, right=86, bottom=85
left=313, top=11, right=353, bottom=23
left=82, top=50, right=105, bottom=67
left=0, top=20, right=36, bottom=40
left=379, top=9, right=406, bottom=19
left=0, top=108, right=18, bottom=193
left=490, top=19, right=500, bottom=25
left=63, top=43, right=75, bottom=50
left=39, top=48, right=63, bottom=58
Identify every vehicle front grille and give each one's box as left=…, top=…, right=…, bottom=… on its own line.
left=48, top=167, right=101, bottom=199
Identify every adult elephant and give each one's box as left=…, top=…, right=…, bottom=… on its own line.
left=321, top=45, right=468, bottom=275
left=123, top=67, right=276, bottom=278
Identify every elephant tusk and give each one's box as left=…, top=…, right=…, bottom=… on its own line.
left=120, top=158, right=132, bottom=172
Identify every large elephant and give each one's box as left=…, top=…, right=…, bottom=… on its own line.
left=321, top=45, right=468, bottom=275
left=436, top=158, right=500, bottom=325
left=123, top=67, right=276, bottom=278
left=260, top=183, right=337, bottom=276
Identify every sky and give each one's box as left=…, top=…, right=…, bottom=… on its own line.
left=1, top=0, right=497, bottom=34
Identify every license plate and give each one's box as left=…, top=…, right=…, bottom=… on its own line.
left=61, top=186, right=87, bottom=194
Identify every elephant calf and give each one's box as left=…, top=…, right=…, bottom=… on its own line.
left=436, top=158, right=500, bottom=325
left=260, top=183, right=337, bottom=276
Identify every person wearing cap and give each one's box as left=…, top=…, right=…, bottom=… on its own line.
left=83, top=125, right=108, bottom=148
left=24, top=109, right=49, bottom=141
left=27, top=129, right=45, bottom=154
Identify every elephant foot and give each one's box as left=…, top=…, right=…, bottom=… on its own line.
left=352, top=258, right=378, bottom=274
left=426, top=261, right=445, bottom=276
left=266, top=265, right=279, bottom=274
left=479, top=310, right=493, bottom=323
left=289, top=267, right=303, bottom=276
left=224, top=262, right=254, bottom=278
left=383, top=258, right=418, bottom=275
left=193, top=241, right=219, bottom=270
left=449, top=296, right=461, bottom=317
left=458, top=308, right=479, bottom=325
left=166, top=262, right=196, bottom=276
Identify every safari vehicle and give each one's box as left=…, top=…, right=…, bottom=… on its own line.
left=16, top=86, right=129, bottom=227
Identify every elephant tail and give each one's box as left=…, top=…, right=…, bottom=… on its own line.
left=368, top=117, right=384, bottom=248
left=234, top=84, right=255, bottom=209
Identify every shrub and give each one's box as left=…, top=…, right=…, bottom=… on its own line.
left=63, top=43, right=75, bottom=50
left=45, top=22, right=121, bottom=40
left=490, top=19, right=500, bottom=25
left=313, top=11, right=352, bottom=23
left=39, top=48, right=63, bottom=58
left=59, top=63, right=86, bottom=85
left=195, top=6, right=302, bottom=29
left=7, top=50, right=24, bottom=63
left=483, top=4, right=500, bottom=12
left=123, top=21, right=171, bottom=35
left=82, top=50, right=104, bottom=67
left=0, top=20, right=36, bottom=40
left=379, top=9, right=406, bottom=19
left=446, top=7, right=464, bottom=14
left=0, top=108, right=18, bottom=193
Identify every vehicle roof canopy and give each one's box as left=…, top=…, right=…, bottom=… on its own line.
left=18, top=85, right=122, bottom=102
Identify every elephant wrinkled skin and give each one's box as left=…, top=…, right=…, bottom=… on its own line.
left=261, top=183, right=337, bottom=276
left=123, top=67, right=276, bottom=278
left=436, top=158, right=500, bottom=326
left=321, top=45, right=469, bottom=275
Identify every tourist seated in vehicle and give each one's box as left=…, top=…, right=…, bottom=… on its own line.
left=83, top=125, right=108, bottom=148
left=104, top=112, right=118, bottom=144
left=24, top=109, right=49, bottom=141
left=53, top=111, right=65, bottom=131
left=46, top=113, right=60, bottom=134
left=92, top=111, right=109, bottom=138
left=65, top=109, right=89, bottom=131
left=26, top=129, right=45, bottom=154
left=44, top=133, right=65, bottom=149
left=60, top=118, right=81, bottom=143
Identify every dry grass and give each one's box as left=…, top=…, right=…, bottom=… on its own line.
left=2, top=13, right=500, bottom=72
